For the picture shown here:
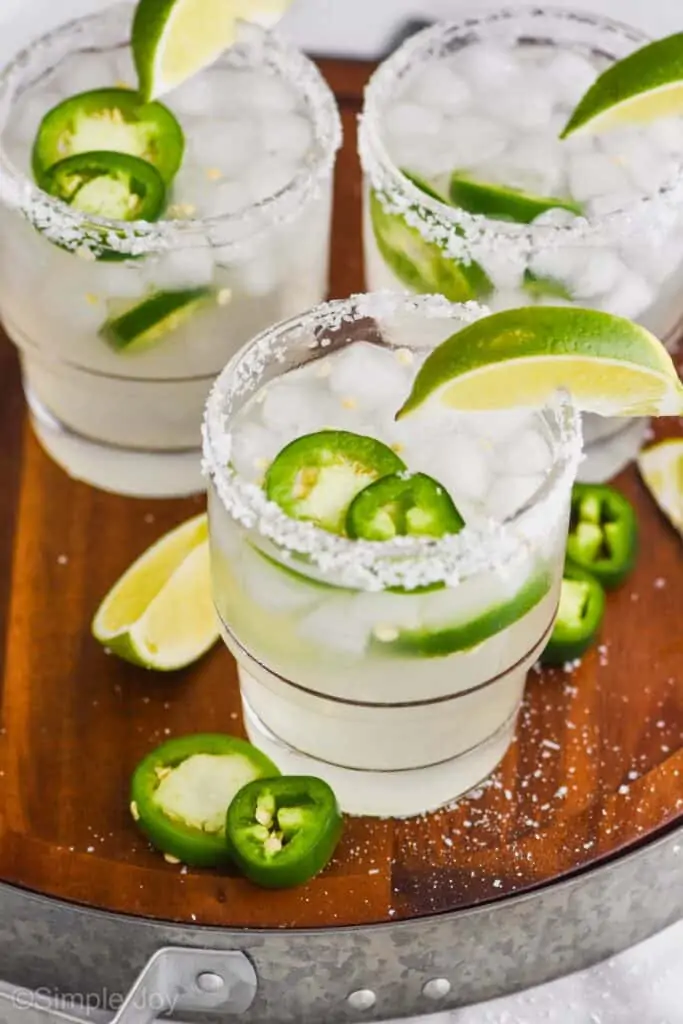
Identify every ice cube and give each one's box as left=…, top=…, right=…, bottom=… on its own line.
left=621, top=235, right=683, bottom=286
left=480, top=73, right=554, bottom=130
left=570, top=249, right=626, bottom=298
left=495, top=427, right=552, bottom=476
left=624, top=149, right=679, bottom=194
left=486, top=473, right=545, bottom=521
left=235, top=253, right=281, bottom=297
left=488, top=288, right=533, bottom=313
left=202, top=180, right=252, bottom=218
left=568, top=153, right=631, bottom=201
left=440, top=116, right=508, bottom=167
left=56, top=52, right=115, bottom=95
left=528, top=247, right=584, bottom=288
left=407, top=63, right=472, bottom=114
left=240, top=549, right=317, bottom=614
left=260, top=380, right=339, bottom=437
left=189, top=117, right=260, bottom=175
left=243, top=72, right=298, bottom=114
left=248, top=157, right=299, bottom=203
left=230, top=421, right=281, bottom=480
left=477, top=251, right=525, bottom=292
left=414, top=432, right=492, bottom=505
left=546, top=50, right=596, bottom=106
left=385, top=102, right=443, bottom=142
left=112, top=48, right=136, bottom=86
left=298, top=599, right=370, bottom=656
left=167, top=75, right=218, bottom=116
left=8, top=91, right=62, bottom=145
left=148, top=248, right=215, bottom=290
left=169, top=164, right=209, bottom=212
left=586, top=188, right=642, bottom=218
left=261, top=112, right=313, bottom=162
left=532, top=208, right=581, bottom=227
left=599, top=270, right=654, bottom=319
left=497, top=134, right=567, bottom=196
left=452, top=43, right=520, bottom=89
left=565, top=151, right=630, bottom=201
left=97, top=262, right=148, bottom=300
left=647, top=117, right=683, bottom=157
left=326, top=342, right=411, bottom=412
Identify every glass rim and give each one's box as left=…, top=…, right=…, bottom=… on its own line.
left=0, top=1, right=342, bottom=257
left=358, top=5, right=683, bottom=246
left=202, top=291, right=583, bottom=592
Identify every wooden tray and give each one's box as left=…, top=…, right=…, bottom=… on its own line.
left=0, top=59, right=681, bottom=932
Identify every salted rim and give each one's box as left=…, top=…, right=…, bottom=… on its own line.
left=358, top=6, right=683, bottom=262
left=202, top=291, right=583, bottom=592
left=0, top=2, right=342, bottom=258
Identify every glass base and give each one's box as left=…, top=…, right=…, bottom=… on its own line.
left=240, top=688, right=519, bottom=819
left=28, top=393, right=204, bottom=498
left=578, top=417, right=649, bottom=484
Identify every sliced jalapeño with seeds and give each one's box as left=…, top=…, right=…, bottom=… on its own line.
left=130, top=733, right=280, bottom=867
left=226, top=776, right=343, bottom=889
left=41, top=151, right=166, bottom=222
left=32, top=87, right=184, bottom=186
left=265, top=430, right=406, bottom=535
left=346, top=471, right=464, bottom=541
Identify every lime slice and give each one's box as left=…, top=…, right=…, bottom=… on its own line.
left=561, top=33, right=683, bottom=138
left=132, top=0, right=293, bottom=101
left=449, top=174, right=583, bottom=224
left=637, top=438, right=683, bottom=536
left=101, top=288, right=212, bottom=352
left=372, top=570, right=551, bottom=658
left=397, top=306, right=683, bottom=420
left=92, top=513, right=219, bottom=670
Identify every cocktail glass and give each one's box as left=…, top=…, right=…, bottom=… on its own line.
left=359, top=9, right=683, bottom=483
left=203, top=293, right=583, bottom=818
left=0, top=3, right=341, bottom=497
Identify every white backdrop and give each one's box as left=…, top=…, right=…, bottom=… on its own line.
left=0, top=0, right=680, bottom=65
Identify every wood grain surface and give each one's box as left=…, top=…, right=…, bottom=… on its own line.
left=0, top=59, right=681, bottom=929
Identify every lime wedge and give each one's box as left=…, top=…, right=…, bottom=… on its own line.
left=132, top=0, right=293, bottom=102
left=92, top=513, right=219, bottom=670
left=449, top=174, right=582, bottom=224
left=101, top=288, right=212, bottom=352
left=637, top=438, right=683, bottom=536
left=561, top=32, right=683, bottom=137
left=396, top=307, right=683, bottom=419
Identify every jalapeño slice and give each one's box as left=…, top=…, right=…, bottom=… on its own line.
left=566, top=483, right=638, bottom=588
left=264, top=430, right=406, bottom=535
left=32, top=88, right=184, bottom=185
left=41, top=151, right=166, bottom=222
left=369, top=170, right=493, bottom=302
left=226, top=776, right=343, bottom=889
left=101, top=287, right=213, bottom=351
left=346, top=472, right=465, bottom=541
left=540, top=561, right=606, bottom=666
left=130, top=733, right=280, bottom=867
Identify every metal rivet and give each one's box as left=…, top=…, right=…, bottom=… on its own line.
left=347, top=989, right=377, bottom=1011
left=423, top=978, right=451, bottom=1000
left=196, top=972, right=225, bottom=993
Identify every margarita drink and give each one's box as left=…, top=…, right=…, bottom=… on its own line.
left=360, top=9, right=683, bottom=481
left=0, top=4, right=340, bottom=497
left=203, top=294, right=582, bottom=818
